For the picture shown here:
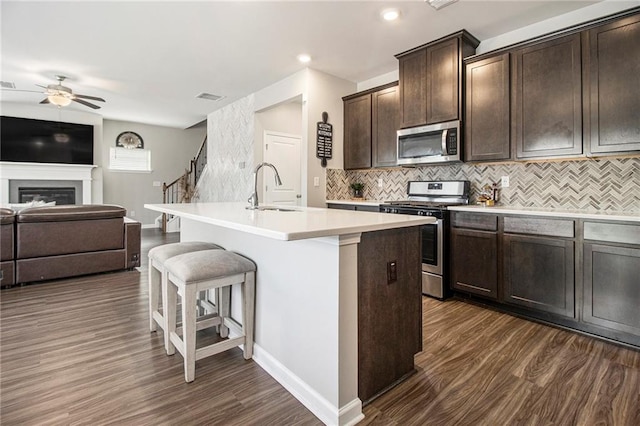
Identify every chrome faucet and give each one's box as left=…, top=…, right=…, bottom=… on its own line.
left=247, top=162, right=283, bottom=209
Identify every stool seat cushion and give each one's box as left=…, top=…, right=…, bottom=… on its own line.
left=165, top=250, right=256, bottom=283
left=149, top=241, right=223, bottom=263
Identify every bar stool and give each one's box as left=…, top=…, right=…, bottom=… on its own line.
left=163, top=249, right=256, bottom=382
left=148, top=242, right=224, bottom=348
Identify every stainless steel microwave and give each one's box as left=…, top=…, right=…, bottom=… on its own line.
left=397, top=120, right=461, bottom=165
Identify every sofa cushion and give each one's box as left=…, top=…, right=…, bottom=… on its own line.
left=17, top=218, right=124, bottom=259
left=17, top=204, right=125, bottom=223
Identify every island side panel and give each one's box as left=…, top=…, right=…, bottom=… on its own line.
left=180, top=218, right=359, bottom=424
left=358, top=226, right=422, bottom=403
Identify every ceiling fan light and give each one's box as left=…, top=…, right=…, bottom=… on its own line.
left=48, top=93, right=72, bottom=107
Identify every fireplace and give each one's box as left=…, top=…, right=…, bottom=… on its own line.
left=0, top=162, right=96, bottom=205
left=19, top=187, right=76, bottom=205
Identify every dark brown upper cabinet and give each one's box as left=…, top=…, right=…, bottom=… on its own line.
left=372, top=85, right=400, bottom=168
left=396, top=31, right=479, bottom=129
left=512, top=33, right=583, bottom=159
left=343, top=82, right=399, bottom=170
left=585, top=12, right=640, bottom=155
left=464, top=53, right=511, bottom=162
left=343, top=93, right=372, bottom=170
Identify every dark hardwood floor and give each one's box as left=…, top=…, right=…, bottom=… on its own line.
left=1, top=229, right=638, bottom=425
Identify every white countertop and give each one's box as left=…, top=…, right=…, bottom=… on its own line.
left=326, top=199, right=384, bottom=207
left=448, top=205, right=640, bottom=223
left=145, top=202, right=435, bottom=241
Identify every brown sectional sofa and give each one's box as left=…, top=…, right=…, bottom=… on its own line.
left=0, top=208, right=16, bottom=287
left=0, top=204, right=141, bottom=287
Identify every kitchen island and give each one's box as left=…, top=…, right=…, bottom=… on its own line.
left=144, top=202, right=435, bottom=426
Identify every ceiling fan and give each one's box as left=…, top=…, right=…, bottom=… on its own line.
left=5, top=75, right=106, bottom=109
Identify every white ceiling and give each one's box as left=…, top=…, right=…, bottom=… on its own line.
left=1, top=0, right=629, bottom=129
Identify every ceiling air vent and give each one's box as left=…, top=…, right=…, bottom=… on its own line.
left=196, top=92, right=224, bottom=102
left=1, top=81, right=16, bottom=89
left=426, top=0, right=458, bottom=10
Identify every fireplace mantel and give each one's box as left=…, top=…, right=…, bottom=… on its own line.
left=0, top=162, right=96, bottom=205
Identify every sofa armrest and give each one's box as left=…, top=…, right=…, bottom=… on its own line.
left=124, top=218, right=141, bottom=269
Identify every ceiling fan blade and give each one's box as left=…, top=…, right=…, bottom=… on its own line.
left=40, top=98, right=51, bottom=104
left=35, top=84, right=48, bottom=89
left=72, top=98, right=101, bottom=109
left=73, top=94, right=105, bottom=102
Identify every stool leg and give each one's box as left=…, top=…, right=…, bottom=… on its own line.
left=242, top=271, right=256, bottom=360
left=149, top=259, right=160, bottom=332
left=164, top=274, right=177, bottom=356
left=182, top=286, right=197, bottom=382
left=219, top=286, right=231, bottom=338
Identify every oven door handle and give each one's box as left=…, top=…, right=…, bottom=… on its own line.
left=441, top=129, right=448, bottom=155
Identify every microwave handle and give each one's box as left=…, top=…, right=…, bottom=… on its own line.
left=441, top=129, right=448, bottom=154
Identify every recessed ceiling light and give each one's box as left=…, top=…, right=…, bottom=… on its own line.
left=297, top=54, right=311, bottom=63
left=381, top=8, right=400, bottom=21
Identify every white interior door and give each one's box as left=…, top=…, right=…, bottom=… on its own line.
left=263, top=131, right=302, bottom=206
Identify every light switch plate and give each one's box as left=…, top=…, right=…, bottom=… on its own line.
left=378, top=178, right=383, bottom=188
left=313, top=177, right=320, bottom=187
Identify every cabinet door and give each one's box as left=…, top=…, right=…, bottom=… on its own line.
left=587, top=13, right=640, bottom=154
left=512, top=34, right=583, bottom=159
left=503, top=234, right=575, bottom=318
left=427, top=38, right=459, bottom=124
left=344, top=94, right=372, bottom=169
left=372, top=85, right=399, bottom=168
left=450, top=227, right=498, bottom=299
left=465, top=53, right=511, bottom=161
left=398, top=49, right=427, bottom=128
left=583, top=243, right=640, bottom=336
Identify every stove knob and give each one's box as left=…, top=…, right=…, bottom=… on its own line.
left=392, top=208, right=398, bottom=214
left=418, top=211, right=425, bottom=216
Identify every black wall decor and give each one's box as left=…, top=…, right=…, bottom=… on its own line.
left=316, top=111, right=333, bottom=167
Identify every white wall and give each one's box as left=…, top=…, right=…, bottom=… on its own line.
left=305, top=69, right=356, bottom=206
left=477, top=1, right=640, bottom=54
left=0, top=102, right=105, bottom=203
left=356, top=70, right=399, bottom=92
left=199, top=68, right=356, bottom=207
left=254, top=99, right=303, bottom=192
left=102, top=119, right=205, bottom=225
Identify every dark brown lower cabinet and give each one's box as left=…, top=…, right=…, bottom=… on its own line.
left=450, top=227, right=498, bottom=300
left=503, top=234, right=575, bottom=318
left=583, top=243, right=640, bottom=336
left=358, top=226, right=421, bottom=403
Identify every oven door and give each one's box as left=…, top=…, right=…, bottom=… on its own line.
left=421, top=219, right=443, bottom=275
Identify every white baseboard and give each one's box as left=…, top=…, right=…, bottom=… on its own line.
left=252, top=344, right=363, bottom=426
left=141, top=223, right=159, bottom=229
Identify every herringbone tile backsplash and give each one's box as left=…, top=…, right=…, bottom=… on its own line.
left=326, top=157, right=640, bottom=212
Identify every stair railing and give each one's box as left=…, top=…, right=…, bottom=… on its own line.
left=160, top=136, right=207, bottom=233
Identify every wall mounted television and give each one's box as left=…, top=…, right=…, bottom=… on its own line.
left=0, top=116, right=94, bottom=165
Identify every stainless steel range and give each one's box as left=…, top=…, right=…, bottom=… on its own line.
left=380, top=180, right=470, bottom=299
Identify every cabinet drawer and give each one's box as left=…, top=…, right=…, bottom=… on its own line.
left=452, top=212, right=497, bottom=231
left=504, top=216, right=574, bottom=238
left=584, top=222, right=640, bottom=245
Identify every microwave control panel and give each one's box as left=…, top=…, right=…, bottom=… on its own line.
left=446, top=129, right=458, bottom=155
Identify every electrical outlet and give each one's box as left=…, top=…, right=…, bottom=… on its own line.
left=152, top=181, right=161, bottom=187
left=387, top=260, right=397, bottom=284
left=130, top=210, right=136, bottom=217
left=378, top=178, right=383, bottom=188
left=313, top=177, right=320, bottom=187
left=501, top=176, right=510, bottom=188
